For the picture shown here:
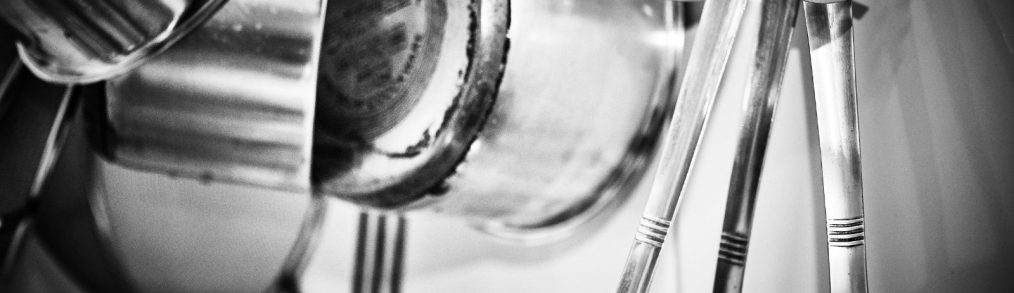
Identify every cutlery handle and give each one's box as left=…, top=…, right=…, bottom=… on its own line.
left=618, top=0, right=749, bottom=291
left=713, top=0, right=799, bottom=292
left=802, top=1, right=868, bottom=292
left=271, top=193, right=329, bottom=293
left=0, top=81, right=78, bottom=280
left=353, top=212, right=407, bottom=293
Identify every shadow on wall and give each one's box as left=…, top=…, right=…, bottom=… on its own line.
left=859, top=0, right=1014, bottom=291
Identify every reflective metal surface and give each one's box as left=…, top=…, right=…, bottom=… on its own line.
left=4, top=0, right=1012, bottom=292
left=312, top=2, right=681, bottom=291
left=713, top=0, right=798, bottom=292
left=314, top=0, right=680, bottom=244
left=663, top=1, right=1014, bottom=292
left=98, top=0, right=325, bottom=191
left=351, top=212, right=406, bottom=293
left=803, top=1, right=868, bottom=292
left=619, top=0, right=747, bottom=291
left=457, top=0, right=678, bottom=242
left=0, top=24, right=81, bottom=278
left=0, top=0, right=227, bottom=83
left=0, top=79, right=78, bottom=287
left=0, top=60, right=60, bottom=217
left=313, top=0, right=509, bottom=208
left=7, top=0, right=328, bottom=291
left=13, top=89, right=140, bottom=292
left=22, top=110, right=317, bottom=292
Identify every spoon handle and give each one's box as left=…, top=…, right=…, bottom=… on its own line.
left=713, top=1, right=799, bottom=292
left=802, top=1, right=868, bottom=292
left=617, top=0, right=748, bottom=291
left=353, top=212, right=407, bottom=293
left=270, top=193, right=328, bottom=293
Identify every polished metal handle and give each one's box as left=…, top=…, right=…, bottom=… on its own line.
left=802, top=1, right=869, bottom=292
left=352, top=212, right=407, bottom=293
left=617, top=0, right=749, bottom=291
left=270, top=194, right=329, bottom=293
left=713, top=1, right=799, bottom=292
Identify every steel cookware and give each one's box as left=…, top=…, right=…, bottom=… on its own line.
left=0, top=0, right=227, bottom=83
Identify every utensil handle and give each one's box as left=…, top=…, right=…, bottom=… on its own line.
left=802, top=1, right=868, bottom=292
left=28, top=86, right=79, bottom=198
left=0, top=58, right=22, bottom=120
left=0, top=82, right=78, bottom=280
left=617, top=0, right=749, bottom=291
left=713, top=0, right=800, bottom=292
left=270, top=193, right=328, bottom=293
left=353, top=211, right=406, bottom=293
left=619, top=240, right=663, bottom=293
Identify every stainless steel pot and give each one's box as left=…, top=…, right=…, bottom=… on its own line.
left=98, top=0, right=324, bottom=192
left=6, top=0, right=684, bottom=290
left=0, top=0, right=227, bottom=84
left=314, top=0, right=682, bottom=243
left=1, top=0, right=326, bottom=291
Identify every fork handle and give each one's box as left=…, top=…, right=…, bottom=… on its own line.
left=803, top=1, right=869, bottom=292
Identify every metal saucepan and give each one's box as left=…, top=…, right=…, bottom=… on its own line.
left=4, top=0, right=327, bottom=291
left=98, top=0, right=323, bottom=192
left=312, top=1, right=682, bottom=291
left=314, top=0, right=682, bottom=243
